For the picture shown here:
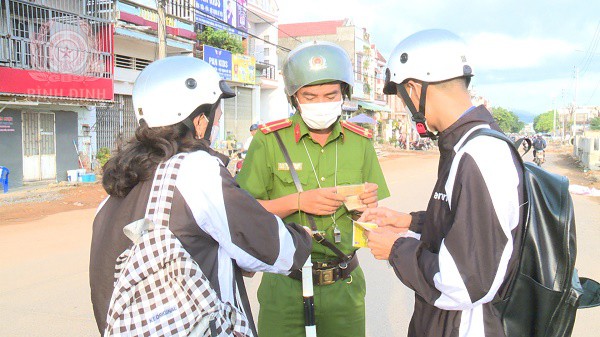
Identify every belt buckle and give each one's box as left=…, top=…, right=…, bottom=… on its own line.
left=316, top=268, right=335, bottom=286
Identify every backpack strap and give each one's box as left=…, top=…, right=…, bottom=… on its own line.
left=460, top=128, right=532, bottom=309
left=145, top=153, right=187, bottom=227
left=459, top=128, right=526, bottom=166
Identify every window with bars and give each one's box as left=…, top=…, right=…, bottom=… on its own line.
left=115, top=54, right=152, bottom=71
left=165, top=0, right=193, bottom=21
left=9, top=17, right=31, bottom=67
left=355, top=54, right=363, bottom=81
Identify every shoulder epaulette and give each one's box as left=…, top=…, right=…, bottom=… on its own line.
left=341, top=121, right=373, bottom=139
left=259, top=118, right=293, bottom=134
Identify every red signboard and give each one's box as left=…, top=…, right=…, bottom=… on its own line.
left=0, top=67, right=113, bottom=101
left=119, top=12, right=196, bottom=40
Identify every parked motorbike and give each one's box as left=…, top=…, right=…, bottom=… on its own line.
left=234, top=151, right=245, bottom=176
left=533, top=150, right=545, bottom=167
left=410, top=139, right=431, bottom=151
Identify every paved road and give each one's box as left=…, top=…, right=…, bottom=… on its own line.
left=1, top=150, right=598, bottom=337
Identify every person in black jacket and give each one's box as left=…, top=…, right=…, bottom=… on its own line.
left=359, top=29, right=525, bottom=337
left=532, top=133, right=547, bottom=162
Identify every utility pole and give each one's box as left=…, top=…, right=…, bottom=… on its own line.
left=572, top=67, right=579, bottom=136
left=574, top=66, right=579, bottom=107
left=157, top=0, right=167, bottom=59
left=559, top=89, right=565, bottom=143
left=552, top=96, right=556, bottom=138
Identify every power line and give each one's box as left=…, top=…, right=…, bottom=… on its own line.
left=195, top=9, right=291, bottom=52
left=585, top=80, right=600, bottom=105
left=238, top=2, right=303, bottom=44
left=578, top=20, right=600, bottom=77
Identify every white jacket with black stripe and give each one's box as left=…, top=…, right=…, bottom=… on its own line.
left=390, top=105, right=525, bottom=337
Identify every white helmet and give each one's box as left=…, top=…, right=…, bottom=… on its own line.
left=383, top=29, right=473, bottom=94
left=383, top=29, right=473, bottom=139
left=133, top=56, right=234, bottom=128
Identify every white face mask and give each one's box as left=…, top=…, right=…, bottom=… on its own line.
left=299, top=100, right=343, bottom=130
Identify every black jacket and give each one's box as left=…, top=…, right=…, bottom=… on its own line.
left=390, top=106, right=525, bottom=337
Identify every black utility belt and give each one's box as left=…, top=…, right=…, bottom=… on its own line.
left=288, top=253, right=359, bottom=286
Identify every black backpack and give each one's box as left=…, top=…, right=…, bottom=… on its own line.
left=463, top=128, right=600, bottom=337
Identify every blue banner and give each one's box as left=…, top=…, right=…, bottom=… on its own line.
left=236, top=0, right=248, bottom=32
left=203, top=45, right=232, bottom=80
left=195, top=0, right=224, bottom=20
left=195, top=12, right=241, bottom=36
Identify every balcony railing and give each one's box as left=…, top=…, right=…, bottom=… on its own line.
left=256, top=61, right=275, bottom=80
left=0, top=0, right=114, bottom=78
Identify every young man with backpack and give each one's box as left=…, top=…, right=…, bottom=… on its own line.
left=359, top=29, right=526, bottom=336
left=89, top=56, right=312, bottom=336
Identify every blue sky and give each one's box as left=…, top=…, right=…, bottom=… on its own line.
left=276, top=0, right=600, bottom=119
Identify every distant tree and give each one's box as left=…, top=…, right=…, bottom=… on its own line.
left=591, top=116, right=600, bottom=130
left=491, top=106, right=524, bottom=133
left=198, top=27, right=244, bottom=54
left=533, top=110, right=557, bottom=133
left=96, top=147, right=111, bottom=169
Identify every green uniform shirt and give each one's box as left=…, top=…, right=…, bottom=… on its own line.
left=237, top=113, right=390, bottom=261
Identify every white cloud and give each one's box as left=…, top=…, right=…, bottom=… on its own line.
left=466, top=33, right=576, bottom=70
left=273, top=0, right=600, bottom=112
left=474, top=69, right=600, bottom=114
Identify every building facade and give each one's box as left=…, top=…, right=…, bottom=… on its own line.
left=0, top=0, right=114, bottom=188
left=246, top=0, right=290, bottom=124
left=556, top=105, right=600, bottom=139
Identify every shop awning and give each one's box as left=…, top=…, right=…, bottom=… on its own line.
left=348, top=113, right=377, bottom=125
left=357, top=101, right=391, bottom=112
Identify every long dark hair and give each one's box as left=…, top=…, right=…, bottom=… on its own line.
left=102, top=119, right=209, bottom=197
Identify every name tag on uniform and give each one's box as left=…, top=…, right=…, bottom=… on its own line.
left=278, top=162, right=303, bottom=171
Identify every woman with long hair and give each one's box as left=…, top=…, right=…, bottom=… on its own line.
left=89, top=56, right=312, bottom=336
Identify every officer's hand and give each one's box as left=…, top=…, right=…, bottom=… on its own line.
left=357, top=182, right=379, bottom=210
left=365, top=227, right=400, bottom=260
left=299, top=187, right=346, bottom=216
left=358, top=207, right=411, bottom=233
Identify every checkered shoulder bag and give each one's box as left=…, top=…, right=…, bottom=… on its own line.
left=104, top=153, right=252, bottom=337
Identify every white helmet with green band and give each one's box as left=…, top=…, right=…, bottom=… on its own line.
left=283, top=41, right=354, bottom=107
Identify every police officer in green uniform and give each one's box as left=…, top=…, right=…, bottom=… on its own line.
left=236, top=41, right=390, bottom=337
